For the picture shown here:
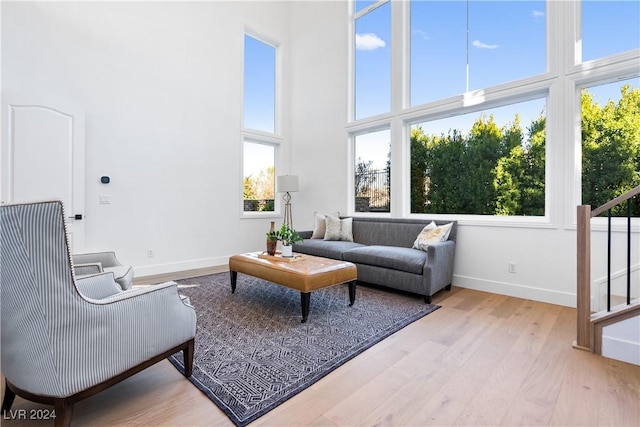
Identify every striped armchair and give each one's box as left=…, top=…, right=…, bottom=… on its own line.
left=0, top=200, right=197, bottom=427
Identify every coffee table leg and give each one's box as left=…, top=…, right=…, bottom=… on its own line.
left=348, top=281, right=356, bottom=306
left=230, top=271, right=237, bottom=293
left=300, top=292, right=310, bottom=323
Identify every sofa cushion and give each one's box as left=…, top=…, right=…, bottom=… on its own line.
left=343, top=245, right=427, bottom=275
left=293, top=239, right=364, bottom=260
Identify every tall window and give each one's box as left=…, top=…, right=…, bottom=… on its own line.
left=243, top=141, right=276, bottom=212
left=243, top=32, right=279, bottom=213
left=244, top=34, right=276, bottom=133
left=578, top=0, right=640, bottom=216
left=354, top=129, right=391, bottom=212
left=354, top=1, right=391, bottom=120
left=410, top=99, right=546, bottom=215
left=410, top=0, right=546, bottom=106
left=581, top=78, right=640, bottom=216
left=349, top=1, right=639, bottom=219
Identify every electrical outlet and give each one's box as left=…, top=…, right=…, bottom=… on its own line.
left=147, top=249, right=154, bottom=258
left=508, top=262, right=517, bottom=273
left=99, top=194, right=111, bottom=204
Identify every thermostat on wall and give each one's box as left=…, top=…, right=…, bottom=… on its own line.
left=101, top=176, right=110, bottom=184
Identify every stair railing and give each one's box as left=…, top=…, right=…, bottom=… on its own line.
left=575, top=185, right=640, bottom=351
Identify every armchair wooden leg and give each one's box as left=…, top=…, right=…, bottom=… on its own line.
left=1, top=380, right=16, bottom=414
left=183, top=339, right=195, bottom=377
left=54, top=399, right=74, bottom=427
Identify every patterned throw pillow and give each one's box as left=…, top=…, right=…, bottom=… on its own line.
left=412, top=222, right=453, bottom=251
left=324, top=216, right=354, bottom=242
left=311, top=211, right=340, bottom=239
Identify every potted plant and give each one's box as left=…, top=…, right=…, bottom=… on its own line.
left=275, top=223, right=303, bottom=257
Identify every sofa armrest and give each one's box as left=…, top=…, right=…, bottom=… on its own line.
left=299, top=230, right=313, bottom=239
left=73, top=251, right=120, bottom=268
left=424, top=240, right=456, bottom=290
left=74, top=262, right=103, bottom=276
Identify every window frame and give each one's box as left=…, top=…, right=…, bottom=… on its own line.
left=405, top=93, right=551, bottom=223
left=346, top=0, right=639, bottom=230
left=570, top=62, right=640, bottom=232
left=349, top=0, right=392, bottom=123
left=242, top=29, right=281, bottom=136
left=350, top=125, right=393, bottom=214
left=567, top=0, right=640, bottom=231
left=241, top=28, right=284, bottom=219
left=240, top=134, right=282, bottom=219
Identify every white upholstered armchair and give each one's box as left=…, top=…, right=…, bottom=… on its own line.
left=0, top=200, right=196, bottom=427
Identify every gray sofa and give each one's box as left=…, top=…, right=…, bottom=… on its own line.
left=293, top=217, right=457, bottom=303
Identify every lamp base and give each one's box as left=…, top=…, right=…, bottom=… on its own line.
left=283, top=192, right=294, bottom=229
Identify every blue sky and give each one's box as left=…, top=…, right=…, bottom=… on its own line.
left=356, top=0, right=639, bottom=116
left=244, top=1, right=640, bottom=175
left=355, top=1, right=549, bottom=117
left=244, top=34, right=275, bottom=134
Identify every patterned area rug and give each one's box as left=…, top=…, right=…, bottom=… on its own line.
left=168, top=272, right=439, bottom=426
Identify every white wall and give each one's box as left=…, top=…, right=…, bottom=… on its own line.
left=2, top=1, right=637, bottom=309
left=2, top=1, right=292, bottom=275
left=289, top=1, right=350, bottom=222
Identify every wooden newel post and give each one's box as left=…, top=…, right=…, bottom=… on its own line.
left=575, top=205, right=592, bottom=351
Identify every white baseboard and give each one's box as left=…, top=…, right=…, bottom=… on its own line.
left=602, top=336, right=640, bottom=366
left=453, top=274, right=576, bottom=307
left=134, top=256, right=230, bottom=278
left=134, top=268, right=577, bottom=307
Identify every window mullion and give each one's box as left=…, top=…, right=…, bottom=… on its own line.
left=390, top=0, right=404, bottom=114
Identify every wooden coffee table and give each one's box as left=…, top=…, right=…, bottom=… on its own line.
left=228, top=252, right=357, bottom=323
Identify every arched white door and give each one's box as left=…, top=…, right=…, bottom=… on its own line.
left=3, top=102, right=85, bottom=252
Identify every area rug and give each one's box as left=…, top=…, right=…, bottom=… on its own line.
left=168, top=272, right=439, bottom=426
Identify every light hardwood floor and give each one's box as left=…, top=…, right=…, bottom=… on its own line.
left=2, top=284, right=639, bottom=426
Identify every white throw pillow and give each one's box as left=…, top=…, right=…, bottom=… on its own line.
left=311, top=211, right=340, bottom=239
left=324, top=216, right=354, bottom=242
left=412, top=222, right=452, bottom=251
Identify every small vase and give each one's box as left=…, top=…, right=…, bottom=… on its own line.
left=266, top=239, right=277, bottom=256
left=281, top=244, right=293, bottom=258
left=266, top=221, right=277, bottom=255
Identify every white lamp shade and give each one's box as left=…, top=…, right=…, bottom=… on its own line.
left=276, top=175, right=299, bottom=193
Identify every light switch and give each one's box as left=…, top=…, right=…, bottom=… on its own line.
left=99, top=194, right=111, bottom=204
